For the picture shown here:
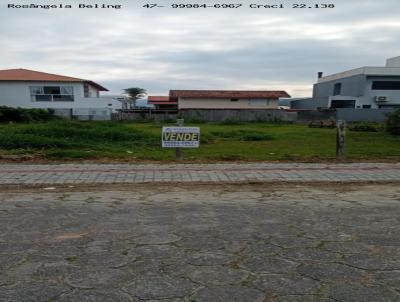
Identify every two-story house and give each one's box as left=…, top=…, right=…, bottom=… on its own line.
left=0, top=69, right=122, bottom=118
left=292, top=56, right=400, bottom=110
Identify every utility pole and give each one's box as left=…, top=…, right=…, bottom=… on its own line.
left=336, top=120, right=346, bottom=160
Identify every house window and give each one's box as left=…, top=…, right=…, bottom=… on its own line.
left=230, top=98, right=239, bottom=102
left=372, top=81, right=400, bottom=90
left=30, top=86, right=74, bottom=102
left=362, top=105, right=371, bottom=109
left=84, top=83, right=90, bottom=97
left=330, top=99, right=356, bottom=109
left=333, top=83, right=342, bottom=96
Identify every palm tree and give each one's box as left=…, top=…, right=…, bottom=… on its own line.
left=123, top=87, right=147, bottom=109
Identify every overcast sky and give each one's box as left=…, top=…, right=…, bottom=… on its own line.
left=1, top=0, right=400, bottom=97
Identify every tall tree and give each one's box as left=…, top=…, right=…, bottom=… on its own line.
left=123, top=87, right=147, bottom=109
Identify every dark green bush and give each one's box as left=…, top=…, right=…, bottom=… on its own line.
left=210, top=130, right=274, bottom=141
left=242, top=133, right=274, bottom=141
left=0, top=121, right=160, bottom=150
left=183, top=117, right=207, bottom=124
left=0, top=133, right=79, bottom=149
left=386, top=109, right=400, bottom=135
left=219, top=118, right=243, bottom=125
left=0, top=106, right=57, bottom=123
left=348, top=122, right=383, bottom=132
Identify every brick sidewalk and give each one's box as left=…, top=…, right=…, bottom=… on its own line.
left=0, top=163, right=399, bottom=185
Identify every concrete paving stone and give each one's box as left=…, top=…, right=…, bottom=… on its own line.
left=244, top=242, right=284, bottom=256
left=371, top=270, right=400, bottom=289
left=271, top=295, right=335, bottom=302
left=187, top=266, right=249, bottom=286
left=269, top=237, right=317, bottom=249
left=297, top=262, right=364, bottom=281
left=342, top=253, right=400, bottom=270
left=242, top=256, right=298, bottom=274
left=134, top=244, right=185, bottom=259
left=29, top=260, right=80, bottom=280
left=142, top=299, right=187, bottom=302
left=1, top=183, right=400, bottom=300
left=73, top=252, right=136, bottom=269
left=131, top=233, right=181, bottom=245
left=190, top=285, right=265, bottom=302
left=177, top=236, right=227, bottom=250
left=185, top=251, right=236, bottom=266
left=282, top=248, right=338, bottom=262
left=0, top=252, right=27, bottom=270
left=327, top=283, right=400, bottom=302
left=0, top=163, right=400, bottom=184
left=357, top=235, right=400, bottom=247
left=324, top=241, right=374, bottom=254
left=65, top=268, right=133, bottom=289
left=123, top=275, right=197, bottom=300
left=251, top=273, right=320, bottom=296
left=57, top=289, right=136, bottom=302
left=127, top=259, right=164, bottom=275
left=0, top=281, right=70, bottom=302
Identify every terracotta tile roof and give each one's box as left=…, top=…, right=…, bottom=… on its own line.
left=0, top=69, right=108, bottom=91
left=169, top=90, right=290, bottom=99
left=148, top=96, right=178, bottom=105
left=148, top=96, right=171, bottom=102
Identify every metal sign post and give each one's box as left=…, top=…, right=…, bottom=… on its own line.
left=176, top=119, right=184, bottom=161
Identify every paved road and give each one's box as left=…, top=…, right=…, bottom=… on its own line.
left=1, top=184, right=400, bottom=301
left=0, top=163, right=399, bottom=185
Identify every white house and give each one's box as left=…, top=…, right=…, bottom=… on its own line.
left=146, top=90, right=291, bottom=112
left=292, top=56, right=400, bottom=110
left=166, top=90, right=290, bottom=109
left=0, top=69, right=122, bottom=119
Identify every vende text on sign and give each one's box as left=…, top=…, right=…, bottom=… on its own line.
left=162, top=127, right=200, bottom=148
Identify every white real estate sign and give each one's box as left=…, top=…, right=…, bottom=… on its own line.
left=162, top=127, right=200, bottom=148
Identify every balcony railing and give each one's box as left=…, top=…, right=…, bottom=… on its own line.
left=32, top=94, right=74, bottom=102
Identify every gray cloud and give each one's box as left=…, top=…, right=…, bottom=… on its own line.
left=1, top=0, right=399, bottom=96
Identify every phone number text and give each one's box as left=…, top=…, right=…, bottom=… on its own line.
left=143, top=3, right=336, bottom=9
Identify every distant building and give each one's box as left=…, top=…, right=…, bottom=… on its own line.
left=101, top=94, right=130, bottom=109
left=0, top=69, right=122, bottom=119
left=147, top=96, right=178, bottom=110
left=148, top=90, right=290, bottom=110
left=293, top=56, right=400, bottom=110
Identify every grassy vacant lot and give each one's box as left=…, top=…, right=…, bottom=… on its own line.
left=0, top=120, right=399, bottom=162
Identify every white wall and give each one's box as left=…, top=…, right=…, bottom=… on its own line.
left=0, top=81, right=122, bottom=111
left=363, top=77, right=400, bottom=108
left=87, top=84, right=99, bottom=97
left=178, top=98, right=279, bottom=109
left=386, top=57, right=400, bottom=67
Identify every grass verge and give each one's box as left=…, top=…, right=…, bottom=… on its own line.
left=0, top=120, right=399, bottom=162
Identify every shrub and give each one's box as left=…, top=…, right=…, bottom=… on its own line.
left=182, top=117, right=207, bottom=124
left=348, top=122, right=383, bottom=132
left=0, top=133, right=79, bottom=149
left=210, top=130, right=274, bottom=141
left=0, top=120, right=160, bottom=150
left=219, top=118, right=243, bottom=125
left=242, top=133, right=274, bottom=141
left=386, top=109, right=400, bottom=135
left=0, top=106, right=57, bottom=123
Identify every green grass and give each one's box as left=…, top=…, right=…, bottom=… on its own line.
left=0, top=120, right=399, bottom=162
